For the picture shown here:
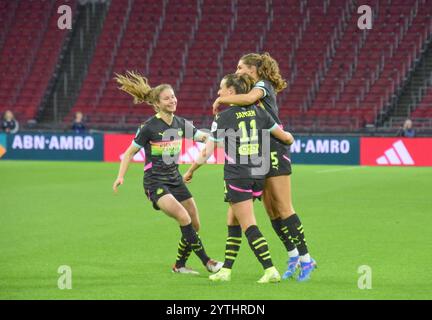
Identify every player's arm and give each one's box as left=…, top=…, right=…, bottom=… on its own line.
left=184, top=114, right=225, bottom=183
left=183, top=139, right=220, bottom=183
left=269, top=124, right=294, bottom=145
left=212, top=88, right=264, bottom=114
left=184, top=118, right=209, bottom=143
left=193, top=129, right=209, bottom=143
left=113, top=143, right=140, bottom=192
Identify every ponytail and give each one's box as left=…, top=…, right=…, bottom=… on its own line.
left=240, top=52, right=287, bottom=93
left=114, top=71, right=173, bottom=111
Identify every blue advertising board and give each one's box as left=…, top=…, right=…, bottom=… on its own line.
left=1, top=133, right=359, bottom=165
left=2, top=133, right=103, bottom=161
left=290, top=136, right=360, bottom=165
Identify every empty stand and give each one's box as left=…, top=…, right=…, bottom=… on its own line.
left=0, top=0, right=74, bottom=122
left=2, top=0, right=430, bottom=131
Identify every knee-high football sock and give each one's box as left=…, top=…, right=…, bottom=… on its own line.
left=281, top=214, right=310, bottom=261
left=180, top=223, right=210, bottom=265
left=223, top=225, right=242, bottom=269
left=174, top=237, right=192, bottom=268
left=245, top=225, right=274, bottom=270
left=271, top=218, right=298, bottom=256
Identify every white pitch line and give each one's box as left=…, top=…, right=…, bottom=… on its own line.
left=316, top=166, right=364, bottom=174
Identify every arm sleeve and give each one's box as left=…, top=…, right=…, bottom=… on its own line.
left=184, top=119, right=205, bottom=141
left=209, top=114, right=225, bottom=143
left=253, top=80, right=269, bottom=98
left=133, top=124, right=150, bottom=149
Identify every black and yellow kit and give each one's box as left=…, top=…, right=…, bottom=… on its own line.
left=254, top=79, right=292, bottom=177
left=133, top=113, right=203, bottom=209
left=210, top=104, right=279, bottom=203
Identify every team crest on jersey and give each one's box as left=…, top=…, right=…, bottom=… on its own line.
left=178, top=129, right=183, bottom=137
left=211, top=121, right=218, bottom=132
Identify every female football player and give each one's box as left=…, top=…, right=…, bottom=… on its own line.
left=112, top=71, right=223, bottom=275
left=184, top=73, right=294, bottom=283
left=212, top=53, right=317, bottom=282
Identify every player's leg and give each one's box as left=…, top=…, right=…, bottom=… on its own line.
left=168, top=198, right=198, bottom=271
left=153, top=183, right=196, bottom=271
left=157, top=194, right=212, bottom=268
left=172, top=236, right=196, bottom=274
left=173, top=182, right=222, bottom=272
left=265, top=175, right=317, bottom=281
left=262, top=181, right=298, bottom=256
left=264, top=176, right=299, bottom=279
left=180, top=197, right=200, bottom=231
left=263, top=145, right=299, bottom=259
left=210, top=207, right=241, bottom=282
left=231, top=199, right=280, bottom=283
left=223, top=206, right=241, bottom=270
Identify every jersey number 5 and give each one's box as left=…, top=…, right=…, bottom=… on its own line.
left=271, top=151, right=279, bottom=168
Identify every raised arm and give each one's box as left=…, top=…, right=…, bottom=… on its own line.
left=113, top=143, right=141, bottom=192
left=213, top=88, right=264, bottom=114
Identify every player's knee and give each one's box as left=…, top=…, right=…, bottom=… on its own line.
left=192, top=220, right=200, bottom=231
left=267, top=210, right=280, bottom=220
left=240, top=221, right=255, bottom=233
left=187, top=208, right=200, bottom=231
left=178, top=215, right=191, bottom=226
left=262, top=198, right=279, bottom=219
left=278, top=210, right=295, bottom=219
left=227, top=215, right=236, bottom=225
left=175, top=209, right=191, bottom=225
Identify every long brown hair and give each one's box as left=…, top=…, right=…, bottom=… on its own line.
left=240, top=52, right=287, bottom=93
left=114, top=71, right=173, bottom=112
left=223, top=73, right=255, bottom=94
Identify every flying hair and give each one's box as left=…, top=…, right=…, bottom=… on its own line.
left=114, top=71, right=173, bottom=111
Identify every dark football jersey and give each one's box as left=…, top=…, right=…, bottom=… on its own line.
left=254, top=79, right=282, bottom=125
left=210, top=104, right=278, bottom=180
left=254, top=79, right=289, bottom=150
left=133, top=113, right=201, bottom=187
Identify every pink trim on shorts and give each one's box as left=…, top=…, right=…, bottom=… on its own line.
left=144, top=162, right=153, bottom=171
left=252, top=191, right=263, bottom=197
left=228, top=184, right=253, bottom=193
left=282, top=155, right=291, bottom=163
left=224, top=153, right=235, bottom=164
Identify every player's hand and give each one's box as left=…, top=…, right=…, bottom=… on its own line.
left=183, top=170, right=193, bottom=184
left=113, top=177, right=124, bottom=193
left=200, top=133, right=209, bottom=143
left=286, top=132, right=294, bottom=145
left=212, top=98, right=221, bottom=115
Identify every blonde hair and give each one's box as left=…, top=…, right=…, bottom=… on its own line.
left=114, top=71, right=173, bottom=111
left=240, top=52, right=287, bottom=93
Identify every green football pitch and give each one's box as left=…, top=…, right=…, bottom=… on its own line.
left=1, top=160, right=431, bottom=300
